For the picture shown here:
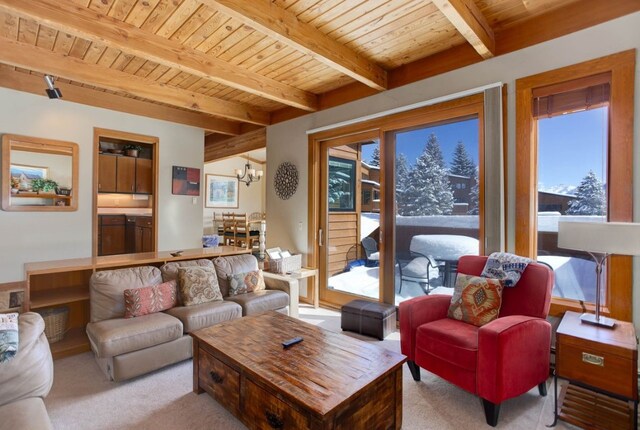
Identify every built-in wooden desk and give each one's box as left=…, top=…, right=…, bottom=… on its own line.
left=25, top=246, right=250, bottom=359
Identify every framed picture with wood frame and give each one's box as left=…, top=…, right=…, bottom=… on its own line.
left=205, top=174, right=239, bottom=208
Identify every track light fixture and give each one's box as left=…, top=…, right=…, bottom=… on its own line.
left=44, top=75, right=62, bottom=99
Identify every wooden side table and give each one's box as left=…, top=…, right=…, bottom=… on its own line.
left=266, top=268, right=319, bottom=309
left=554, top=311, right=638, bottom=429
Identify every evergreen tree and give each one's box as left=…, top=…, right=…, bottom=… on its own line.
left=395, top=153, right=411, bottom=215
left=369, top=144, right=380, bottom=167
left=402, top=134, right=454, bottom=215
left=450, top=142, right=476, bottom=178
left=468, top=167, right=479, bottom=215
left=566, top=170, right=606, bottom=215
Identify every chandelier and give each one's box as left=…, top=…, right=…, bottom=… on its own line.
left=235, top=159, right=263, bottom=186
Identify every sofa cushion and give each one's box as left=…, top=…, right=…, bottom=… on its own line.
left=160, top=259, right=214, bottom=304
left=225, top=290, right=289, bottom=316
left=416, top=318, right=479, bottom=371
left=228, top=270, right=265, bottom=296
left=178, top=266, right=223, bottom=306
left=213, top=254, right=259, bottom=297
left=448, top=274, right=503, bottom=327
left=124, top=280, right=178, bottom=318
left=90, top=266, right=162, bottom=323
left=0, top=397, right=53, bottom=430
left=0, top=313, right=53, bottom=408
left=86, top=312, right=182, bottom=358
left=164, top=301, right=242, bottom=333
left=0, top=312, right=19, bottom=363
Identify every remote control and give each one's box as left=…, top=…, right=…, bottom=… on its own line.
left=282, top=336, right=303, bottom=348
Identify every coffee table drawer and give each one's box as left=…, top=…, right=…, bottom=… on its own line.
left=198, top=349, right=240, bottom=413
left=244, top=379, right=311, bottom=430
left=557, top=342, right=635, bottom=399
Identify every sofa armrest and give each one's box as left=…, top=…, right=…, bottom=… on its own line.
left=477, top=315, right=551, bottom=404
left=399, top=295, right=451, bottom=360
left=263, top=272, right=299, bottom=318
left=0, top=313, right=53, bottom=407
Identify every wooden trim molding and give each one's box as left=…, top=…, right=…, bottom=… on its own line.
left=515, top=50, right=635, bottom=321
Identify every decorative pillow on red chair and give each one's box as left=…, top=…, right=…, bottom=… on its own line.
left=447, top=274, right=503, bottom=327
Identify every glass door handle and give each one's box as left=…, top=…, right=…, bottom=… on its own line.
left=318, top=228, right=323, bottom=247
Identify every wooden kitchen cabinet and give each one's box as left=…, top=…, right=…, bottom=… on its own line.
left=135, top=158, right=153, bottom=194
left=98, top=154, right=117, bottom=193
left=135, top=216, right=153, bottom=253
left=99, top=215, right=126, bottom=256
left=116, top=156, right=136, bottom=193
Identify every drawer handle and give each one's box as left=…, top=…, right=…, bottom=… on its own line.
left=209, top=371, right=224, bottom=384
left=582, top=352, right=604, bottom=367
left=265, top=411, right=284, bottom=429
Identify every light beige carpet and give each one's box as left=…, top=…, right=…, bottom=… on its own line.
left=46, top=306, right=575, bottom=429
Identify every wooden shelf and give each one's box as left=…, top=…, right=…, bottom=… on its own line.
left=12, top=192, right=71, bottom=199
left=50, top=327, right=90, bottom=360
left=30, top=286, right=89, bottom=309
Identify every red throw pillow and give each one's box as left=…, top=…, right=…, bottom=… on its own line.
left=124, top=280, right=177, bottom=318
left=447, top=274, right=503, bottom=327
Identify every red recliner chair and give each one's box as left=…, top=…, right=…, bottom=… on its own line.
left=400, top=255, right=553, bottom=426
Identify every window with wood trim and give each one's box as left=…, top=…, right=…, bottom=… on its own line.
left=515, top=51, right=635, bottom=320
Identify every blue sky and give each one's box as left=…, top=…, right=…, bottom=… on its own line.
left=538, top=107, right=608, bottom=189
left=362, top=108, right=607, bottom=188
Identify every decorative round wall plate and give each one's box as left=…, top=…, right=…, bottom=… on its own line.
left=274, top=162, right=298, bottom=200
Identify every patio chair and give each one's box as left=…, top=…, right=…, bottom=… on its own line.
left=361, top=237, right=379, bottom=267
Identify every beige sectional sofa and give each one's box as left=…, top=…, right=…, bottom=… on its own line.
left=0, top=312, right=54, bottom=430
left=86, top=254, right=298, bottom=381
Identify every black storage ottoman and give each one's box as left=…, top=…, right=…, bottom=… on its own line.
left=341, top=299, right=396, bottom=340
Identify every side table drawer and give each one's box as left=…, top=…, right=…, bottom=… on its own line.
left=557, top=342, right=635, bottom=399
left=198, top=349, right=240, bottom=414
left=244, top=379, right=311, bottom=430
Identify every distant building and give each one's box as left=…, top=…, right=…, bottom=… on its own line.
left=361, top=162, right=380, bottom=213
left=538, top=191, right=575, bottom=214
left=448, top=174, right=473, bottom=205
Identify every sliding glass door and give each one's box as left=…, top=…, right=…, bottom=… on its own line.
left=318, top=131, right=383, bottom=306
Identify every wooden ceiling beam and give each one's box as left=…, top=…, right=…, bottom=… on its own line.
left=0, top=67, right=240, bottom=135
left=201, top=0, right=388, bottom=91
left=271, top=0, right=640, bottom=125
left=0, top=37, right=270, bottom=125
left=0, top=0, right=317, bottom=112
left=432, top=0, right=495, bottom=59
left=205, top=128, right=266, bottom=162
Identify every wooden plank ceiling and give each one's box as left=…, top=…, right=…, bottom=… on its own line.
left=0, top=0, right=635, bottom=141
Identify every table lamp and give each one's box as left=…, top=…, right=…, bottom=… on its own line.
left=558, top=221, right=640, bottom=327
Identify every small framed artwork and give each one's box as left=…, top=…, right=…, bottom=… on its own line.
left=205, top=174, right=239, bottom=208
left=11, top=163, right=48, bottom=190
left=172, top=166, right=201, bottom=196
left=0, top=288, right=24, bottom=313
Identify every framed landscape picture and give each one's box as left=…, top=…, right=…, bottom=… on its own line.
left=206, top=174, right=239, bottom=208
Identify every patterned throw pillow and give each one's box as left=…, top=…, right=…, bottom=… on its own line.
left=0, top=313, right=19, bottom=363
left=178, top=266, right=223, bottom=306
left=448, top=274, right=504, bottom=327
left=124, top=281, right=178, bottom=318
left=227, top=270, right=266, bottom=296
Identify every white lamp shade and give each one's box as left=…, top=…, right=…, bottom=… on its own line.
left=558, top=221, right=640, bottom=255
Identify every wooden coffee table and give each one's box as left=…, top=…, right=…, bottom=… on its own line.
left=191, top=311, right=406, bottom=429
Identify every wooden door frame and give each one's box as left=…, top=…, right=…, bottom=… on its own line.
left=308, top=93, right=486, bottom=307
left=92, top=128, right=159, bottom=257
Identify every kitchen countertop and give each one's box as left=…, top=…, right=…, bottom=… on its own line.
left=97, top=208, right=152, bottom=216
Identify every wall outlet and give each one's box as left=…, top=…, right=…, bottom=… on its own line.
left=298, top=221, right=303, bottom=232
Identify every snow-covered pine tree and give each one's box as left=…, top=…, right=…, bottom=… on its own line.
left=369, top=144, right=380, bottom=167
left=566, top=170, right=606, bottom=215
left=468, top=167, right=479, bottom=215
left=450, top=142, right=476, bottom=178
left=402, top=134, right=454, bottom=215
left=395, top=153, right=411, bottom=215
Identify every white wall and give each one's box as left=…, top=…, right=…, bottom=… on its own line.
left=267, top=13, right=640, bottom=324
left=202, top=156, right=266, bottom=234
left=0, top=87, right=204, bottom=282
